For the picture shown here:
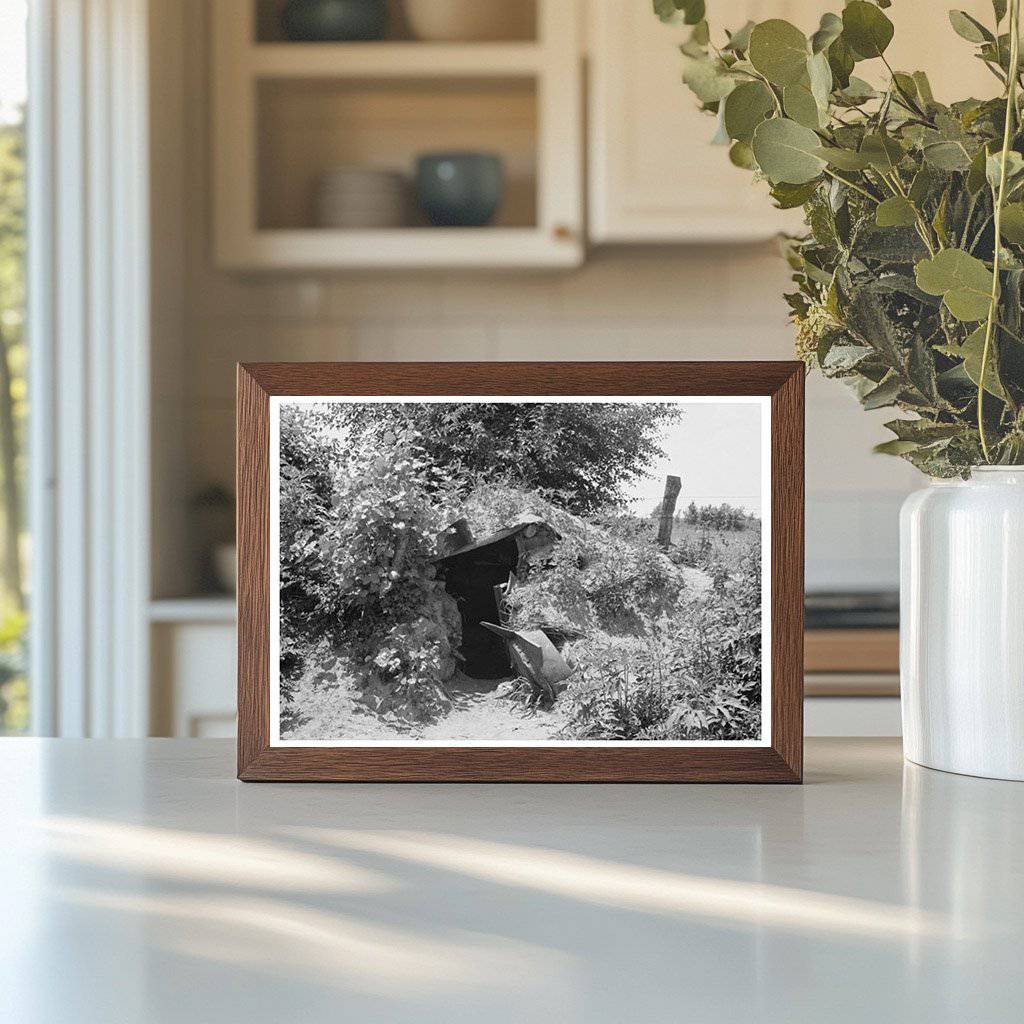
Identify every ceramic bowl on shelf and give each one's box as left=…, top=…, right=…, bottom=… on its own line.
left=403, top=0, right=534, bottom=42
left=314, top=167, right=409, bottom=228
left=280, top=0, right=388, bottom=42
left=414, top=152, right=504, bottom=227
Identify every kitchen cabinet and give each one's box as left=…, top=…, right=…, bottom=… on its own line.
left=587, top=0, right=999, bottom=244
left=587, top=1, right=811, bottom=243
left=212, top=0, right=583, bottom=269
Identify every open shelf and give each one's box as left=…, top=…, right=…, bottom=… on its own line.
left=213, top=0, right=581, bottom=268
left=257, top=76, right=537, bottom=232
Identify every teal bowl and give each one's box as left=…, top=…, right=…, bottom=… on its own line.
left=415, top=152, right=505, bottom=228
left=281, top=0, right=388, bottom=42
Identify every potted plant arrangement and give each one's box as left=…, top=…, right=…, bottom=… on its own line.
left=660, top=0, right=1024, bottom=779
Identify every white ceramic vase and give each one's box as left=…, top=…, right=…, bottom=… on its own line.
left=900, top=467, right=1024, bottom=780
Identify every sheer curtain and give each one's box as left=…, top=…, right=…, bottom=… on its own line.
left=28, top=0, right=150, bottom=737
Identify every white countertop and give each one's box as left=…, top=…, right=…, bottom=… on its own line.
left=1, top=738, right=1021, bottom=1023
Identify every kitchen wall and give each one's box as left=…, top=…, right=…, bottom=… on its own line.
left=151, top=0, right=919, bottom=600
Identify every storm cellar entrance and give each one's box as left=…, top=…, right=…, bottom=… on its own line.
left=441, top=536, right=517, bottom=679
left=436, top=515, right=560, bottom=681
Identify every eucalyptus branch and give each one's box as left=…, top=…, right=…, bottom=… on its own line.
left=822, top=167, right=880, bottom=204
left=979, top=0, right=1021, bottom=463
left=968, top=212, right=994, bottom=253
left=667, top=2, right=1024, bottom=473
left=880, top=54, right=930, bottom=120
left=750, top=68, right=783, bottom=116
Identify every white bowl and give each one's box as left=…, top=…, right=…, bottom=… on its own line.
left=315, top=168, right=410, bottom=228
left=404, top=0, right=534, bottom=42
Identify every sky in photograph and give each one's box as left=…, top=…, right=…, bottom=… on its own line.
left=624, top=401, right=764, bottom=516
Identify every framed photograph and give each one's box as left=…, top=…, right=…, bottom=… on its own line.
left=237, top=362, right=803, bottom=782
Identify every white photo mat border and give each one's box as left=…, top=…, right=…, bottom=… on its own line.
left=268, top=395, right=772, bottom=748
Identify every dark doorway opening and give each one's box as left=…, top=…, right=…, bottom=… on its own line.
left=441, top=536, right=517, bottom=679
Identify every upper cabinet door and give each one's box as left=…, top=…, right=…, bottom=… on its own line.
left=587, top=1, right=1003, bottom=245
left=588, top=1, right=811, bottom=243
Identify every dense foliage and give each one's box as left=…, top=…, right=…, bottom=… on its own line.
left=662, top=0, right=1024, bottom=474
left=682, top=500, right=752, bottom=530
left=278, top=404, right=463, bottom=719
left=337, top=401, right=682, bottom=514
left=0, top=111, right=27, bottom=733
left=557, top=543, right=762, bottom=742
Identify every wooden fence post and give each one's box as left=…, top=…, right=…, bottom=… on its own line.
left=657, top=475, right=682, bottom=549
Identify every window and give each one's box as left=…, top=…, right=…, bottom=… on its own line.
left=0, top=0, right=28, bottom=734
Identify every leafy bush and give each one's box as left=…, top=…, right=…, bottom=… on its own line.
left=682, top=500, right=752, bottom=530
left=558, top=531, right=762, bottom=741
left=279, top=405, right=464, bottom=720
left=338, top=401, right=683, bottom=514
left=663, top=0, right=1024, bottom=474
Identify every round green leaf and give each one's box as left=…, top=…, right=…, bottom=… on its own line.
left=828, top=35, right=855, bottom=88
left=729, top=140, right=758, bottom=170
left=654, top=0, right=705, bottom=25
left=783, top=84, right=821, bottom=129
left=681, top=55, right=736, bottom=103
left=814, top=145, right=872, bottom=170
left=914, top=249, right=994, bottom=322
left=967, top=143, right=994, bottom=194
left=875, top=196, right=918, bottom=228
left=860, top=133, right=905, bottom=172
left=948, top=10, right=993, bottom=44
left=770, top=179, right=820, bottom=209
left=752, top=117, right=827, bottom=184
left=724, top=20, right=755, bottom=53
left=958, top=325, right=1007, bottom=398
left=1000, top=202, right=1024, bottom=242
left=748, top=19, right=810, bottom=87
left=986, top=150, right=1024, bottom=189
left=842, top=1, right=894, bottom=59
left=807, top=51, right=833, bottom=108
left=724, top=81, right=775, bottom=143
left=924, top=141, right=973, bottom=172
left=811, top=12, right=843, bottom=54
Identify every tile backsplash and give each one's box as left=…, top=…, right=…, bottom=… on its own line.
left=169, top=248, right=917, bottom=595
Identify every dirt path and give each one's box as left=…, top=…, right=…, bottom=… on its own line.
left=678, top=564, right=713, bottom=598
left=416, top=673, right=568, bottom=741
left=282, top=668, right=568, bottom=742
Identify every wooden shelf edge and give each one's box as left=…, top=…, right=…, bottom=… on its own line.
left=805, top=673, right=900, bottom=698
left=217, top=227, right=583, bottom=270
left=248, top=41, right=544, bottom=79
left=804, top=628, right=899, bottom=675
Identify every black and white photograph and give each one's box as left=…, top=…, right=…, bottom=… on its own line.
left=270, top=396, right=769, bottom=746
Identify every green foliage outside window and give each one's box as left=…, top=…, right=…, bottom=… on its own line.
left=0, top=111, right=27, bottom=734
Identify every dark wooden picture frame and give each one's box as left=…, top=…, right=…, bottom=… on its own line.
left=237, top=362, right=804, bottom=782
